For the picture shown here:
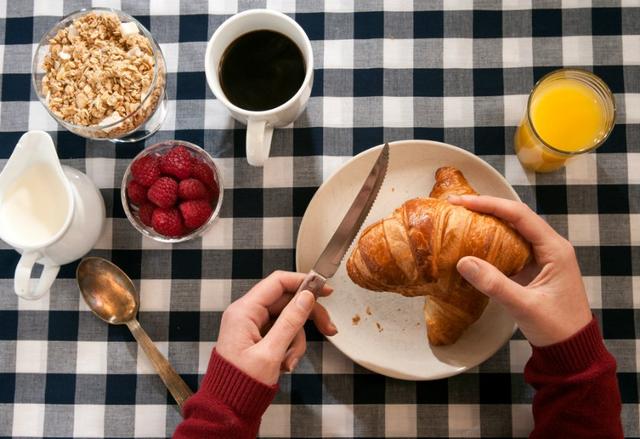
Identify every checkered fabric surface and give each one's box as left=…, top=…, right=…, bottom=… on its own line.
left=0, top=0, right=638, bottom=437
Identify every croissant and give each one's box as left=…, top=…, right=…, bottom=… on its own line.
left=346, top=167, right=531, bottom=345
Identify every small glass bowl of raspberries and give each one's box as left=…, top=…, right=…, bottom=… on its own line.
left=121, top=140, right=223, bottom=243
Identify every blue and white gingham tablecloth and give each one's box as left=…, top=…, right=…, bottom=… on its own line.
left=0, top=0, right=638, bottom=437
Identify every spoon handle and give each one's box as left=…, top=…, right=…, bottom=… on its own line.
left=126, top=319, right=194, bottom=412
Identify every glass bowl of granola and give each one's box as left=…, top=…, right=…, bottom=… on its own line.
left=32, top=8, right=167, bottom=143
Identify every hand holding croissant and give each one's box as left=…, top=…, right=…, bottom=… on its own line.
left=346, top=167, right=532, bottom=345
left=451, top=194, right=593, bottom=347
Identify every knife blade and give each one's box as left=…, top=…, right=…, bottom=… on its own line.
left=296, top=143, right=389, bottom=296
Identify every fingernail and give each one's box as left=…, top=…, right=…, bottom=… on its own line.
left=295, top=290, right=315, bottom=311
left=325, top=285, right=334, bottom=293
left=289, top=358, right=299, bottom=372
left=328, top=322, right=338, bottom=334
left=457, top=257, right=480, bottom=282
left=447, top=194, right=461, bottom=203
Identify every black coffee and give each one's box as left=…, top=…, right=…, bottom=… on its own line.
left=219, top=30, right=306, bottom=111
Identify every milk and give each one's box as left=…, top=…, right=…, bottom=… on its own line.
left=0, top=162, right=70, bottom=247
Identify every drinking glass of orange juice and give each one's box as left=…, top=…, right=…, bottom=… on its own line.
left=515, top=68, right=615, bottom=173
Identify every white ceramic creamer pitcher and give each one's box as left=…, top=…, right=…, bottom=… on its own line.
left=0, top=131, right=105, bottom=300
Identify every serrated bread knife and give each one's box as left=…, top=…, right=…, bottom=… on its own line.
left=295, top=143, right=389, bottom=296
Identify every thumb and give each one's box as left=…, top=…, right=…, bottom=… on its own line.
left=261, top=290, right=315, bottom=357
left=457, top=256, right=527, bottom=312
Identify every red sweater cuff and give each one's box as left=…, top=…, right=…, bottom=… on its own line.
left=198, top=349, right=278, bottom=420
left=530, top=316, right=610, bottom=375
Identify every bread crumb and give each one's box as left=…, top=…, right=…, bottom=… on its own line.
left=352, top=314, right=361, bottom=325
left=365, top=306, right=372, bottom=316
left=376, top=322, right=383, bottom=332
left=391, top=187, right=395, bottom=192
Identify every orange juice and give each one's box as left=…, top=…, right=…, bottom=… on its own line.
left=515, top=69, right=615, bottom=173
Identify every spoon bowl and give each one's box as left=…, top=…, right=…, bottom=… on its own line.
left=77, top=257, right=138, bottom=324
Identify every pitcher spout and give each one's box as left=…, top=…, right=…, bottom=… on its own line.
left=0, top=130, right=74, bottom=252
left=0, top=130, right=67, bottom=190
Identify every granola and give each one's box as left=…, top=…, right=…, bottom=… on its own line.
left=41, top=11, right=166, bottom=138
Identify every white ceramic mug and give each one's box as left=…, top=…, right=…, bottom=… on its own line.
left=205, top=9, right=314, bottom=166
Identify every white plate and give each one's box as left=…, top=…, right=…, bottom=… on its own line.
left=296, top=140, right=520, bottom=380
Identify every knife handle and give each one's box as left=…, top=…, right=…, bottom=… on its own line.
left=296, top=269, right=327, bottom=298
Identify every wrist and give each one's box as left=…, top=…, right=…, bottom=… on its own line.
left=199, top=349, right=278, bottom=419
left=525, top=308, right=593, bottom=347
left=528, top=316, right=611, bottom=374
left=215, top=345, right=280, bottom=386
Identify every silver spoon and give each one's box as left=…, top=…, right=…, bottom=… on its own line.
left=76, top=257, right=193, bottom=411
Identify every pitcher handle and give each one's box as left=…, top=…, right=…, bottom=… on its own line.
left=14, top=251, right=60, bottom=300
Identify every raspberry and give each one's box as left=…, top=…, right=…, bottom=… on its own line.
left=160, top=145, right=192, bottom=180
left=126, top=180, right=147, bottom=205
left=178, top=178, right=209, bottom=200
left=147, top=177, right=178, bottom=208
left=151, top=207, right=185, bottom=237
left=130, top=155, right=161, bottom=187
left=179, top=199, right=213, bottom=230
left=191, top=160, right=216, bottom=189
left=138, top=202, right=155, bottom=227
left=191, top=160, right=219, bottom=202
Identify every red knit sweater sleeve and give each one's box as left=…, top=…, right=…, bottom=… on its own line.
left=525, top=317, right=623, bottom=438
left=173, top=349, right=277, bottom=439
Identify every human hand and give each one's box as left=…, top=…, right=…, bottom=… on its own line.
left=448, top=195, right=592, bottom=347
left=215, top=271, right=337, bottom=385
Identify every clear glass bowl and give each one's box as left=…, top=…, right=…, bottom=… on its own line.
left=32, top=8, right=167, bottom=143
left=121, top=141, right=224, bottom=243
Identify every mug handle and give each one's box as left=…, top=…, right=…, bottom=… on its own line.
left=246, top=120, right=274, bottom=167
left=14, top=251, right=60, bottom=300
